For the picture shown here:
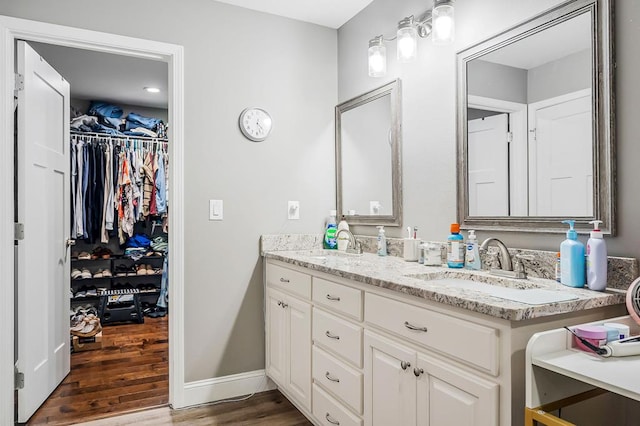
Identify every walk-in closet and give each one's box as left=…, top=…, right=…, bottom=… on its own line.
left=22, top=41, right=171, bottom=424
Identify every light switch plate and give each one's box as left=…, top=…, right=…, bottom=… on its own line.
left=209, top=199, right=223, bottom=221
left=288, top=201, right=300, bottom=220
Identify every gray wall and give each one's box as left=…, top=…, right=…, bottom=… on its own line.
left=467, top=60, right=528, bottom=103
left=0, top=0, right=337, bottom=382
left=528, top=48, right=591, bottom=103
left=339, top=0, right=640, bottom=262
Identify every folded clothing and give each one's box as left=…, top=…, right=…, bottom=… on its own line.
left=89, top=101, right=123, bottom=119
left=126, top=233, right=151, bottom=248
left=124, top=127, right=158, bottom=138
left=125, top=112, right=162, bottom=132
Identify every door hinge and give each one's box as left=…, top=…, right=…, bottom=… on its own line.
left=14, top=222, right=24, bottom=241
left=14, top=73, right=24, bottom=92
left=15, top=368, right=24, bottom=390
left=507, top=131, right=513, bottom=143
left=529, top=128, right=537, bottom=141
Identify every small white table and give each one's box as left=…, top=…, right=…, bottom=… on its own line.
left=525, top=315, right=640, bottom=426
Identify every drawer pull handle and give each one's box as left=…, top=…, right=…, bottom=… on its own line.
left=279, top=277, right=290, bottom=283
left=326, top=294, right=341, bottom=301
left=401, top=360, right=411, bottom=370
left=326, top=413, right=340, bottom=425
left=325, top=371, right=340, bottom=383
left=404, top=321, right=428, bottom=332
left=325, top=331, right=340, bottom=340
left=413, top=367, right=424, bottom=377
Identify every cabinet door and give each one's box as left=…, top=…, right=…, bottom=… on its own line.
left=286, top=295, right=312, bottom=409
left=266, top=288, right=287, bottom=387
left=364, top=331, right=416, bottom=426
left=416, top=353, right=498, bottom=426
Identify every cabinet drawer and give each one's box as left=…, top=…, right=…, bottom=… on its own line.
left=313, top=277, right=363, bottom=321
left=313, top=384, right=363, bottom=426
left=364, top=293, right=499, bottom=375
left=266, top=262, right=311, bottom=300
left=313, top=346, right=363, bottom=414
left=313, top=308, right=363, bottom=368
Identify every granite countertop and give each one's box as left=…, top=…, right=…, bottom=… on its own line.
left=264, top=249, right=627, bottom=321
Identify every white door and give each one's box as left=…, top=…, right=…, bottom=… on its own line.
left=16, top=40, right=71, bottom=423
left=364, top=331, right=416, bottom=426
left=467, top=114, right=509, bottom=216
left=285, top=295, right=311, bottom=409
left=416, top=354, right=498, bottom=426
left=265, top=288, right=287, bottom=387
left=528, top=90, right=592, bottom=216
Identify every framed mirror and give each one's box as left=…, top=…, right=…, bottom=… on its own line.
left=456, top=0, right=615, bottom=234
left=336, top=79, right=402, bottom=226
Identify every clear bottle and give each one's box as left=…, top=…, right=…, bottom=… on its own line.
left=377, top=226, right=387, bottom=256
left=323, top=210, right=337, bottom=250
left=337, top=215, right=350, bottom=251
left=465, top=230, right=481, bottom=270
left=447, top=223, right=465, bottom=268
left=555, top=252, right=561, bottom=282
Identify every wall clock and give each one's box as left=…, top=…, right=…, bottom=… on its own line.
left=238, top=107, right=272, bottom=142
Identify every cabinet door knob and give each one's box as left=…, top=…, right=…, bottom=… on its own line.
left=279, top=277, right=290, bottom=283
left=325, top=331, right=340, bottom=340
left=325, top=413, right=340, bottom=425
left=281, top=302, right=288, bottom=309
left=277, top=301, right=282, bottom=306
left=404, top=321, right=428, bottom=332
left=326, top=294, right=341, bottom=301
left=325, top=371, right=340, bottom=383
left=400, top=360, right=411, bottom=370
left=413, top=367, right=424, bottom=377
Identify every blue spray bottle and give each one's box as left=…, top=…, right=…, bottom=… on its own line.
left=560, top=220, right=585, bottom=288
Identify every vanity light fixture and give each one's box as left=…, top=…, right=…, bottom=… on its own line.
left=144, top=87, right=160, bottom=93
left=368, top=0, right=454, bottom=77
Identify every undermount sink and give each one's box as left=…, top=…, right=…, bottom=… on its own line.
left=307, top=250, right=362, bottom=261
left=405, top=272, right=579, bottom=305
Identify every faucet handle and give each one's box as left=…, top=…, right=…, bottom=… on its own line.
left=513, top=254, right=534, bottom=278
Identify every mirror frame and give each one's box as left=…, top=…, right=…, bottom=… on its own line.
left=456, top=0, right=615, bottom=235
left=336, top=79, right=403, bottom=226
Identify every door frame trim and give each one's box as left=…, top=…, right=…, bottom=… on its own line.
left=0, top=15, right=186, bottom=422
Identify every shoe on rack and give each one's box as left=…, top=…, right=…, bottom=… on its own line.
left=79, top=268, right=92, bottom=279
left=71, top=268, right=82, bottom=279
left=136, top=264, right=148, bottom=275
left=102, top=269, right=112, bottom=278
left=93, top=269, right=104, bottom=278
left=77, top=251, right=91, bottom=260
left=75, top=286, right=88, bottom=298
left=85, top=286, right=98, bottom=297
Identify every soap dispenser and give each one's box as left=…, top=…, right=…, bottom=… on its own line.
left=376, top=226, right=387, bottom=256
left=560, top=220, right=585, bottom=288
left=586, top=220, right=607, bottom=291
left=465, top=230, right=481, bottom=270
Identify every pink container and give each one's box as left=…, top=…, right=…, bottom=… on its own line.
left=573, top=325, right=608, bottom=353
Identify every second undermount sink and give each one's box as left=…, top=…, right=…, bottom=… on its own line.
left=405, top=272, right=579, bottom=305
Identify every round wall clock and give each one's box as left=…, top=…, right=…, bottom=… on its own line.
left=238, top=107, right=273, bottom=142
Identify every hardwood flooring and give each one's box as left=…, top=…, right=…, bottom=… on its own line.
left=78, top=390, right=312, bottom=426
left=28, top=315, right=169, bottom=425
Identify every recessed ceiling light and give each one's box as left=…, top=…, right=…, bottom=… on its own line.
left=144, top=87, right=160, bottom=93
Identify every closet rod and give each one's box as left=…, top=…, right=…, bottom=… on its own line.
left=70, top=131, right=168, bottom=144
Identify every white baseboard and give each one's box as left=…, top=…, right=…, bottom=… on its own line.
left=181, top=369, right=276, bottom=408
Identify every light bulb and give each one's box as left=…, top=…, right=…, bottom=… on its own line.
left=368, top=37, right=387, bottom=77
left=433, top=1, right=455, bottom=45
left=397, top=16, right=417, bottom=62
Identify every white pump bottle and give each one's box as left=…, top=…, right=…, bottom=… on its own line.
left=586, top=219, right=607, bottom=291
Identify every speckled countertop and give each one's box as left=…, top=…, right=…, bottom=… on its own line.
left=264, top=249, right=628, bottom=321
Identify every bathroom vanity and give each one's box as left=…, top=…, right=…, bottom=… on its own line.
left=263, top=249, right=627, bottom=426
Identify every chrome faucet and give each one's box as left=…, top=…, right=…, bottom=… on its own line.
left=480, top=238, right=513, bottom=271
left=336, top=229, right=363, bottom=254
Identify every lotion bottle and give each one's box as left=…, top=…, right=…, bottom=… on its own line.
left=560, top=220, right=585, bottom=288
left=586, top=219, right=607, bottom=291
left=376, top=226, right=387, bottom=256
left=465, top=230, right=481, bottom=270
left=337, top=215, right=350, bottom=251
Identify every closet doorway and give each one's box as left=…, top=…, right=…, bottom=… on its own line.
left=0, top=17, right=186, bottom=426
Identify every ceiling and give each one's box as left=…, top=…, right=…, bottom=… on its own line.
left=28, top=1, right=371, bottom=111
left=214, top=0, right=373, bottom=28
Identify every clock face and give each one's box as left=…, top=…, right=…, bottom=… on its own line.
left=239, top=107, right=272, bottom=142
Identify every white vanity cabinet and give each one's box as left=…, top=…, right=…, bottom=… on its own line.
left=265, top=264, right=312, bottom=411
left=264, top=258, right=625, bottom=426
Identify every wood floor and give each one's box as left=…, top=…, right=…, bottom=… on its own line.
left=28, top=315, right=169, bottom=425
left=78, top=390, right=312, bottom=426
